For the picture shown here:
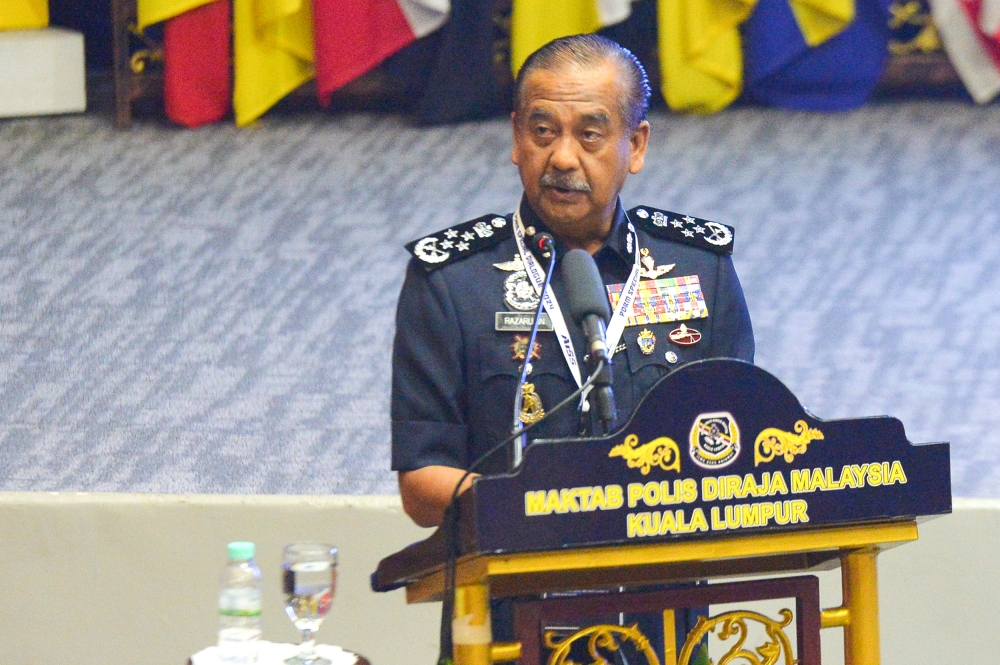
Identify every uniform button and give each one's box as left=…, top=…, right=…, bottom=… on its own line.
left=665, top=351, right=678, bottom=364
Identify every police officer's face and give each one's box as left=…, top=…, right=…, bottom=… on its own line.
left=511, top=60, right=649, bottom=251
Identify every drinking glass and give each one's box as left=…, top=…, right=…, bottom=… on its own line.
left=282, top=542, right=338, bottom=665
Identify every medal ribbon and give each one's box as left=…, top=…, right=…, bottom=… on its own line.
left=512, top=208, right=642, bottom=391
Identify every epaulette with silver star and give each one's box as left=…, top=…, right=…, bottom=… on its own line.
left=629, top=205, right=735, bottom=255
left=405, top=214, right=513, bottom=271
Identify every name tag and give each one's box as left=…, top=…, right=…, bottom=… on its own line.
left=607, top=275, right=708, bottom=327
left=495, top=311, right=554, bottom=332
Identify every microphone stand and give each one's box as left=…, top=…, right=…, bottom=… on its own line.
left=584, top=331, right=615, bottom=435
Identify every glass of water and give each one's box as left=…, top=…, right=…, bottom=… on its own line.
left=282, top=542, right=338, bottom=665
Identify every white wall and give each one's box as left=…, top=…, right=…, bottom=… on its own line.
left=0, top=493, right=994, bottom=665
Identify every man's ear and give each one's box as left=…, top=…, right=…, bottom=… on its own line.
left=628, top=120, right=650, bottom=175
left=510, top=112, right=520, bottom=166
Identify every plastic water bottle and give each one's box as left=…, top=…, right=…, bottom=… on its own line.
left=218, top=541, right=263, bottom=664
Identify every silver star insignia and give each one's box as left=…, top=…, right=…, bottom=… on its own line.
left=461, top=231, right=475, bottom=241
left=440, top=239, right=454, bottom=249
left=694, top=226, right=705, bottom=234
left=444, top=229, right=459, bottom=239
left=456, top=241, right=470, bottom=251
left=682, top=229, right=695, bottom=237
left=683, top=215, right=696, bottom=224
left=671, top=220, right=683, bottom=228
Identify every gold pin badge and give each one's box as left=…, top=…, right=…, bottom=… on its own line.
left=637, top=328, right=656, bottom=355
left=519, top=383, right=545, bottom=424
left=511, top=335, right=542, bottom=361
left=668, top=323, right=702, bottom=346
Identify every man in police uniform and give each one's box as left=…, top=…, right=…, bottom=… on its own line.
left=392, top=35, right=754, bottom=529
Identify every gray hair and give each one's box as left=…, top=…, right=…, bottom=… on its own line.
left=513, top=34, right=651, bottom=131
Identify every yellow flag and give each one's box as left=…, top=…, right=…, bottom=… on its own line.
left=137, top=0, right=215, bottom=29
left=510, top=0, right=602, bottom=75
left=658, top=0, right=757, bottom=114
left=0, top=0, right=48, bottom=30
left=789, top=0, right=855, bottom=46
left=233, top=0, right=314, bottom=126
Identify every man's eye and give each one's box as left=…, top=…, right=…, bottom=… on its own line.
left=582, top=130, right=602, bottom=141
left=535, top=126, right=554, bottom=137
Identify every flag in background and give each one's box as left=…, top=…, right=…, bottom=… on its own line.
left=510, top=0, right=634, bottom=74
left=742, top=0, right=880, bottom=111
left=386, top=0, right=508, bottom=123
left=163, top=1, right=231, bottom=127
left=982, top=0, right=1000, bottom=37
left=0, top=0, right=48, bottom=29
left=930, top=0, right=1000, bottom=102
left=138, top=0, right=211, bottom=27
left=233, top=0, right=315, bottom=126
left=313, top=0, right=449, bottom=104
left=788, top=0, right=856, bottom=44
left=656, top=0, right=758, bottom=113
left=139, top=0, right=231, bottom=128
left=657, top=0, right=855, bottom=114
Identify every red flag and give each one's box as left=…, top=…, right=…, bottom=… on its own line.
left=960, top=0, right=1000, bottom=66
left=313, top=0, right=449, bottom=105
left=163, top=1, right=232, bottom=128
left=932, top=0, right=1000, bottom=102
left=981, top=0, right=1000, bottom=41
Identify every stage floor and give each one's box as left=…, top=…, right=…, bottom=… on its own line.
left=0, top=101, right=998, bottom=496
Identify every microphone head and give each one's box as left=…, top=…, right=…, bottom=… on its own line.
left=561, top=248, right=611, bottom=324
left=535, top=233, right=555, bottom=253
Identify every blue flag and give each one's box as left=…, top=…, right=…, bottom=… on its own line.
left=743, top=0, right=894, bottom=110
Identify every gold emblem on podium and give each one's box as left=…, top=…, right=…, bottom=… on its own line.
left=754, top=420, right=824, bottom=466
left=678, top=609, right=795, bottom=665
left=609, top=433, right=681, bottom=475
left=544, top=624, right=659, bottom=665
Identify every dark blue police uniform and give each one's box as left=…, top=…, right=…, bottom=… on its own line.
left=391, top=198, right=754, bottom=656
left=391, top=198, right=754, bottom=476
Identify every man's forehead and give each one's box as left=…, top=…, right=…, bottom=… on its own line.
left=518, top=62, right=623, bottom=115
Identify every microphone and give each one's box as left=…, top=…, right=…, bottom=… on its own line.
left=561, top=249, right=616, bottom=432
left=535, top=232, right=555, bottom=257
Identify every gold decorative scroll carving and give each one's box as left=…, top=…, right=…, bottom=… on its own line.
left=609, top=434, right=681, bottom=475
left=754, top=421, right=824, bottom=467
left=678, top=609, right=796, bottom=665
left=544, top=624, right=661, bottom=665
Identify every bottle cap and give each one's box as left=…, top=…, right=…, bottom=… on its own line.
left=227, top=541, right=255, bottom=560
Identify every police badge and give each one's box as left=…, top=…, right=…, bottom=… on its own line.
left=504, top=272, right=540, bottom=311
left=636, top=328, right=656, bottom=355
left=689, top=412, right=741, bottom=469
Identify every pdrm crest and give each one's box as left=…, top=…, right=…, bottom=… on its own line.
left=689, top=412, right=741, bottom=469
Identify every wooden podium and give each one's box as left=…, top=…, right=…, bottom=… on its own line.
left=373, top=360, right=951, bottom=665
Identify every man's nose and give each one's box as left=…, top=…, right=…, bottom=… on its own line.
left=548, top=135, right=582, bottom=171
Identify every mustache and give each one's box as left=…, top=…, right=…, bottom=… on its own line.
left=540, top=171, right=592, bottom=192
